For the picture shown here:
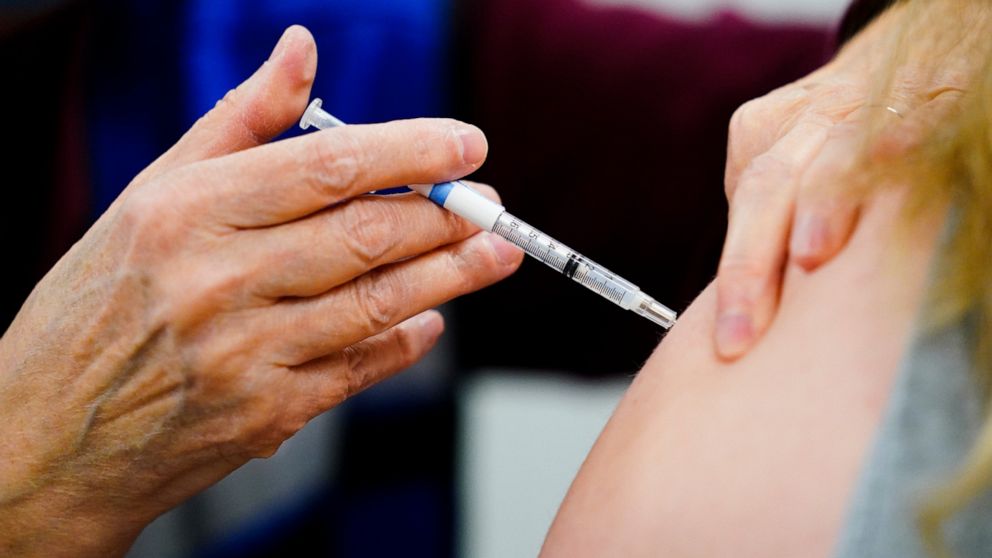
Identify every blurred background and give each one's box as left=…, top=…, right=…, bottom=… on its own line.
left=0, top=0, right=845, bottom=556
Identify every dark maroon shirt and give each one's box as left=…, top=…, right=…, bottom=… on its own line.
left=454, top=0, right=834, bottom=373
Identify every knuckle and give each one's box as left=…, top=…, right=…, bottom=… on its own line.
left=423, top=201, right=473, bottom=244
left=253, top=444, right=279, bottom=459
left=342, top=344, right=372, bottom=398
left=274, top=410, right=309, bottom=444
left=250, top=433, right=288, bottom=459
left=118, top=187, right=183, bottom=261
left=190, top=268, right=251, bottom=311
left=339, top=326, right=422, bottom=400
left=445, top=246, right=479, bottom=294
left=306, top=364, right=349, bottom=412
left=443, top=210, right=474, bottom=242
left=243, top=397, right=300, bottom=458
left=189, top=328, right=254, bottom=382
left=119, top=186, right=160, bottom=229
left=718, top=255, right=769, bottom=286
left=741, top=152, right=788, bottom=183
left=390, top=325, right=423, bottom=369
left=726, top=98, right=773, bottom=200
left=118, top=197, right=152, bottom=245
left=353, top=269, right=402, bottom=333
left=728, top=86, right=808, bottom=147
left=411, top=119, right=464, bottom=172
left=339, top=200, right=402, bottom=266
left=308, top=132, right=365, bottom=198
left=728, top=99, right=764, bottom=139
left=732, top=155, right=790, bottom=207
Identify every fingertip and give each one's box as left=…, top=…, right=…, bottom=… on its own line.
left=487, top=232, right=524, bottom=268
left=790, top=229, right=839, bottom=270
left=713, top=262, right=774, bottom=360
left=288, top=25, right=318, bottom=83
left=454, top=123, right=488, bottom=167
left=789, top=204, right=858, bottom=271
left=789, top=211, right=829, bottom=270
left=284, top=24, right=315, bottom=46
left=226, top=25, right=316, bottom=142
left=411, top=309, right=445, bottom=342
left=269, top=25, right=317, bottom=88
left=714, top=311, right=754, bottom=360
left=790, top=250, right=826, bottom=272
left=367, top=118, right=488, bottom=184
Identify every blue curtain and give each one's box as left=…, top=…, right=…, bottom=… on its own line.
left=88, top=0, right=450, bottom=215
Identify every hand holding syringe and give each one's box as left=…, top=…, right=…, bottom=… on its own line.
left=300, top=99, right=677, bottom=329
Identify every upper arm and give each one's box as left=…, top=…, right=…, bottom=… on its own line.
left=541, top=189, right=944, bottom=558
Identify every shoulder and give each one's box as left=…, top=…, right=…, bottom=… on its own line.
left=542, top=188, right=944, bottom=558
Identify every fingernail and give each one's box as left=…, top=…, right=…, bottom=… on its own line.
left=456, top=125, right=488, bottom=166
left=716, top=312, right=754, bottom=357
left=413, top=310, right=445, bottom=339
left=269, top=27, right=293, bottom=61
left=487, top=233, right=522, bottom=266
left=791, top=212, right=827, bottom=258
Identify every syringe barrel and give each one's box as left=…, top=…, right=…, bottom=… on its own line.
left=297, top=101, right=677, bottom=329
left=491, top=212, right=641, bottom=310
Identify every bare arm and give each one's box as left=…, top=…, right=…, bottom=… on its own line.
left=542, top=187, right=943, bottom=557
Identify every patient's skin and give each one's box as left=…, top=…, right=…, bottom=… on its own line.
left=541, top=187, right=944, bottom=558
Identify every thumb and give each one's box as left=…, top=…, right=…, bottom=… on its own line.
left=136, top=25, right=318, bottom=183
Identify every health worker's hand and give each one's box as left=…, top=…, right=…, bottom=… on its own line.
left=0, top=26, right=522, bottom=557
left=715, top=3, right=965, bottom=359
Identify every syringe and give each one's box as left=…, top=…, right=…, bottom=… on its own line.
left=300, top=99, right=677, bottom=329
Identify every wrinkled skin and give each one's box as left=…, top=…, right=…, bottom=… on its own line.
left=715, top=1, right=968, bottom=358
left=0, top=26, right=522, bottom=556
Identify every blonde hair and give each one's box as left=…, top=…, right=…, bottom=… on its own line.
left=855, top=1, right=992, bottom=555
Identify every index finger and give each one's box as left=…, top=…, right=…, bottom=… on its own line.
left=725, top=86, right=812, bottom=198
left=179, top=118, right=488, bottom=228
left=715, top=116, right=830, bottom=359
